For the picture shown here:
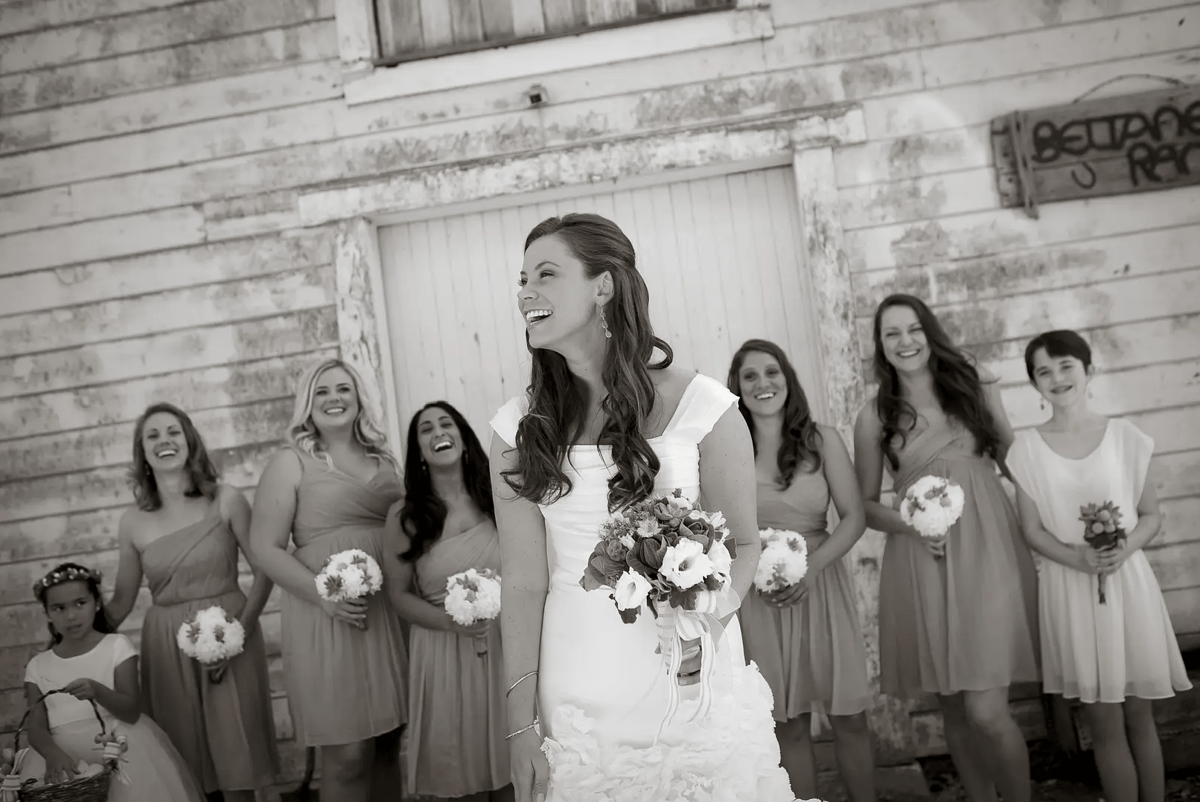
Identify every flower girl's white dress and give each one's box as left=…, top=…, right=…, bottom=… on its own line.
left=491, top=374, right=797, bottom=801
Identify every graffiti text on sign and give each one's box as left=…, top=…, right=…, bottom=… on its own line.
left=1028, top=100, right=1200, bottom=188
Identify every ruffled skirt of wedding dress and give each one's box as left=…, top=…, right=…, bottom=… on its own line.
left=539, top=618, right=797, bottom=802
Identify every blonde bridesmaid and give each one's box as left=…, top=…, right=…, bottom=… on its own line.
left=728, top=340, right=875, bottom=801
left=250, top=359, right=407, bottom=802
left=853, top=294, right=1039, bottom=802
left=384, top=401, right=512, bottom=802
left=106, top=403, right=278, bottom=801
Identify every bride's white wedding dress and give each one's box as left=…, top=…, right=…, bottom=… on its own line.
left=491, top=374, right=797, bottom=801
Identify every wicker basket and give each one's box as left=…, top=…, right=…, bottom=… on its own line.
left=8, top=690, right=113, bottom=802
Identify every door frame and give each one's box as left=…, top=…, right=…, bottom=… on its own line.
left=302, top=105, right=869, bottom=456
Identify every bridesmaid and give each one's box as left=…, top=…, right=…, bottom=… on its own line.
left=728, top=340, right=875, bottom=802
left=249, top=359, right=407, bottom=802
left=853, top=294, right=1039, bottom=802
left=1007, top=329, right=1190, bottom=802
left=106, top=402, right=278, bottom=801
left=384, top=402, right=512, bottom=802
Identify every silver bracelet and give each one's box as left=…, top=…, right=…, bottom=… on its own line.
left=506, top=669, right=538, bottom=697
left=504, top=717, right=539, bottom=741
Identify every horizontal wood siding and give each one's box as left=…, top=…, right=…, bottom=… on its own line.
left=2, top=0, right=1198, bottom=783
left=376, top=0, right=733, bottom=61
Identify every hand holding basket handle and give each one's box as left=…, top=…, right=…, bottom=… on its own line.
left=7, top=689, right=117, bottom=802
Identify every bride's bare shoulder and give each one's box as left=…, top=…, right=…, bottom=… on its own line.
left=651, top=365, right=699, bottom=399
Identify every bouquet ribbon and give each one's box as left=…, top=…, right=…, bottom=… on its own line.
left=654, top=585, right=740, bottom=744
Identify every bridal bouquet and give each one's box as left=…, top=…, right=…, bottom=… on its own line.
left=754, top=528, right=809, bottom=592
left=444, top=568, right=502, bottom=654
left=315, top=549, right=383, bottom=603
left=581, top=489, right=737, bottom=622
left=1080, top=500, right=1126, bottom=604
left=899, top=475, right=965, bottom=552
left=176, top=605, right=245, bottom=673
left=581, top=489, right=739, bottom=735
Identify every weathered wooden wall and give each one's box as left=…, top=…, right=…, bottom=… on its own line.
left=2, top=0, right=1198, bottom=787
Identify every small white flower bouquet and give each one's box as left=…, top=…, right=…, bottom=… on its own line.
left=754, top=528, right=809, bottom=593
left=176, top=605, right=245, bottom=682
left=899, top=475, right=965, bottom=551
left=315, top=549, right=383, bottom=603
left=444, top=568, right=502, bottom=654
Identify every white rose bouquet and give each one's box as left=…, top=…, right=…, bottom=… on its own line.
left=315, top=549, right=383, bottom=603
left=176, top=605, right=245, bottom=683
left=754, top=528, right=809, bottom=593
left=899, top=475, right=965, bottom=556
left=444, top=568, right=502, bottom=654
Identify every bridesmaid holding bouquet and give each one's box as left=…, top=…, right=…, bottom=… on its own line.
left=106, top=402, right=278, bottom=801
left=1007, top=329, right=1190, bottom=802
left=727, top=340, right=875, bottom=802
left=250, top=359, right=407, bottom=802
left=853, top=294, right=1039, bottom=802
left=384, top=401, right=512, bottom=802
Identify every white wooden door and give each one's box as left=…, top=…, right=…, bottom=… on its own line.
left=376, top=165, right=824, bottom=459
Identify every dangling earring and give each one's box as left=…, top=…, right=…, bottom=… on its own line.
left=599, top=304, right=612, bottom=339
left=1039, top=398, right=1045, bottom=411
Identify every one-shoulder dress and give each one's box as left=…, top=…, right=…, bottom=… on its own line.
left=280, top=450, right=408, bottom=746
left=139, top=502, right=279, bottom=791
left=404, top=519, right=509, bottom=797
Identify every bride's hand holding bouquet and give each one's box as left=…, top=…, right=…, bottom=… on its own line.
left=580, top=489, right=739, bottom=723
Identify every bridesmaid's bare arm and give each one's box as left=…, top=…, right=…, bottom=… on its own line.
left=220, top=484, right=273, bottom=631
left=248, top=450, right=324, bottom=606
left=853, top=404, right=918, bottom=537
left=807, top=424, right=867, bottom=575
left=697, top=404, right=760, bottom=608
left=979, top=365, right=1017, bottom=481
left=105, top=509, right=144, bottom=629
left=381, top=507, right=481, bottom=634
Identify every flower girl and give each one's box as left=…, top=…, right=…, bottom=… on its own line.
left=1007, top=330, right=1191, bottom=802
left=13, top=563, right=205, bottom=801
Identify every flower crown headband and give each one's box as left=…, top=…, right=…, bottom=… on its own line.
left=33, top=566, right=103, bottom=601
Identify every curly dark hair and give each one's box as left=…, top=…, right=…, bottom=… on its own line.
left=128, top=402, right=219, bottom=511
left=400, top=402, right=494, bottom=561
left=871, top=294, right=1002, bottom=470
left=727, top=339, right=823, bottom=489
left=35, top=562, right=113, bottom=646
left=501, top=213, right=673, bottom=512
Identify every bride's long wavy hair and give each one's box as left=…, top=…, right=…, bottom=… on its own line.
left=501, top=213, right=673, bottom=512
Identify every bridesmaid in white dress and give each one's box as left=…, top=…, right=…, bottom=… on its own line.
left=1006, top=329, right=1191, bottom=802
left=488, top=213, right=798, bottom=802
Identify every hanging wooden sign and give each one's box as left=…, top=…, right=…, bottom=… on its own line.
left=991, top=84, right=1200, bottom=218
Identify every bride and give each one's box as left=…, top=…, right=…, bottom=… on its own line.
left=488, top=213, right=800, bottom=801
